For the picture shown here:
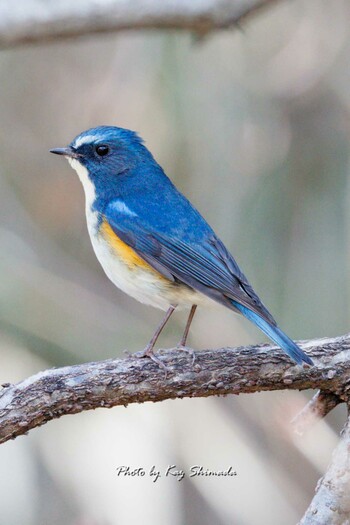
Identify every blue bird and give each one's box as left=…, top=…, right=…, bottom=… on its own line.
left=50, top=126, right=313, bottom=369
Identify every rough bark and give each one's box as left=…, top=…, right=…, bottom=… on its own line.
left=0, top=0, right=278, bottom=49
left=0, top=333, right=349, bottom=445
left=299, top=413, right=350, bottom=525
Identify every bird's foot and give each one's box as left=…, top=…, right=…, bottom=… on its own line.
left=125, top=346, right=170, bottom=376
left=176, top=344, right=196, bottom=366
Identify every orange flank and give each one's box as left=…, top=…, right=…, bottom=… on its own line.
left=100, top=218, right=164, bottom=276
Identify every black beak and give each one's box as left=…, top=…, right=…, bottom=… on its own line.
left=50, top=147, right=78, bottom=158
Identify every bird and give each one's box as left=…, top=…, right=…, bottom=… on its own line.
left=50, top=126, right=313, bottom=369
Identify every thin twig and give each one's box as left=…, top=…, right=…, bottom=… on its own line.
left=292, top=391, right=341, bottom=436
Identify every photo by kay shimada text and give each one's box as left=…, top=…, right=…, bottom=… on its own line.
left=115, top=465, right=238, bottom=483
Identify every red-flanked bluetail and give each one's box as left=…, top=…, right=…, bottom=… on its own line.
left=51, top=126, right=313, bottom=369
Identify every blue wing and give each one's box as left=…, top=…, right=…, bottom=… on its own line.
left=103, top=198, right=276, bottom=326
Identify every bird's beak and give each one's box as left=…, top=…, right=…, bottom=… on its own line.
left=50, top=146, right=79, bottom=158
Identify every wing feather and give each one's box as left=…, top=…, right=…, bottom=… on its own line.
left=104, top=208, right=276, bottom=326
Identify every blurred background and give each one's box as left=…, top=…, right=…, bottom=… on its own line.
left=0, top=0, right=349, bottom=523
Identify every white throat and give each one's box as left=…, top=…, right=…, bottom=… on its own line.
left=68, top=157, right=96, bottom=211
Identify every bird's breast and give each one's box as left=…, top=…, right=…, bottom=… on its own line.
left=86, top=212, right=207, bottom=310
left=98, top=219, right=160, bottom=274
left=68, top=155, right=212, bottom=309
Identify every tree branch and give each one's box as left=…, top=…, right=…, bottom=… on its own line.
left=0, top=0, right=278, bottom=49
left=0, top=333, right=350, bottom=444
left=292, top=390, right=341, bottom=436
left=299, top=412, right=350, bottom=525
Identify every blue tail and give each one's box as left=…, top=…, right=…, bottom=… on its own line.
left=233, top=302, right=313, bottom=365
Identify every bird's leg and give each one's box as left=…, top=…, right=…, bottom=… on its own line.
left=177, top=304, right=197, bottom=364
left=179, top=305, right=197, bottom=347
left=132, top=305, right=176, bottom=370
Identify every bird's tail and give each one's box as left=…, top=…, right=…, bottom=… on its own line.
left=233, top=302, right=313, bottom=365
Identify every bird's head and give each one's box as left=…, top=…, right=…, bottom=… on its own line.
left=50, top=126, right=156, bottom=204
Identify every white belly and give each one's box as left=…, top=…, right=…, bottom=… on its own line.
left=89, top=220, right=212, bottom=310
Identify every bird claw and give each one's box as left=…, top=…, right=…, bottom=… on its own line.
left=124, top=344, right=196, bottom=378
left=125, top=346, right=170, bottom=378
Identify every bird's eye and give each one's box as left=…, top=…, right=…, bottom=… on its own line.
left=95, top=144, right=110, bottom=157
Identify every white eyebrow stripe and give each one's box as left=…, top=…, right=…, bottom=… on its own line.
left=111, top=200, right=138, bottom=217
left=73, top=134, right=98, bottom=148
